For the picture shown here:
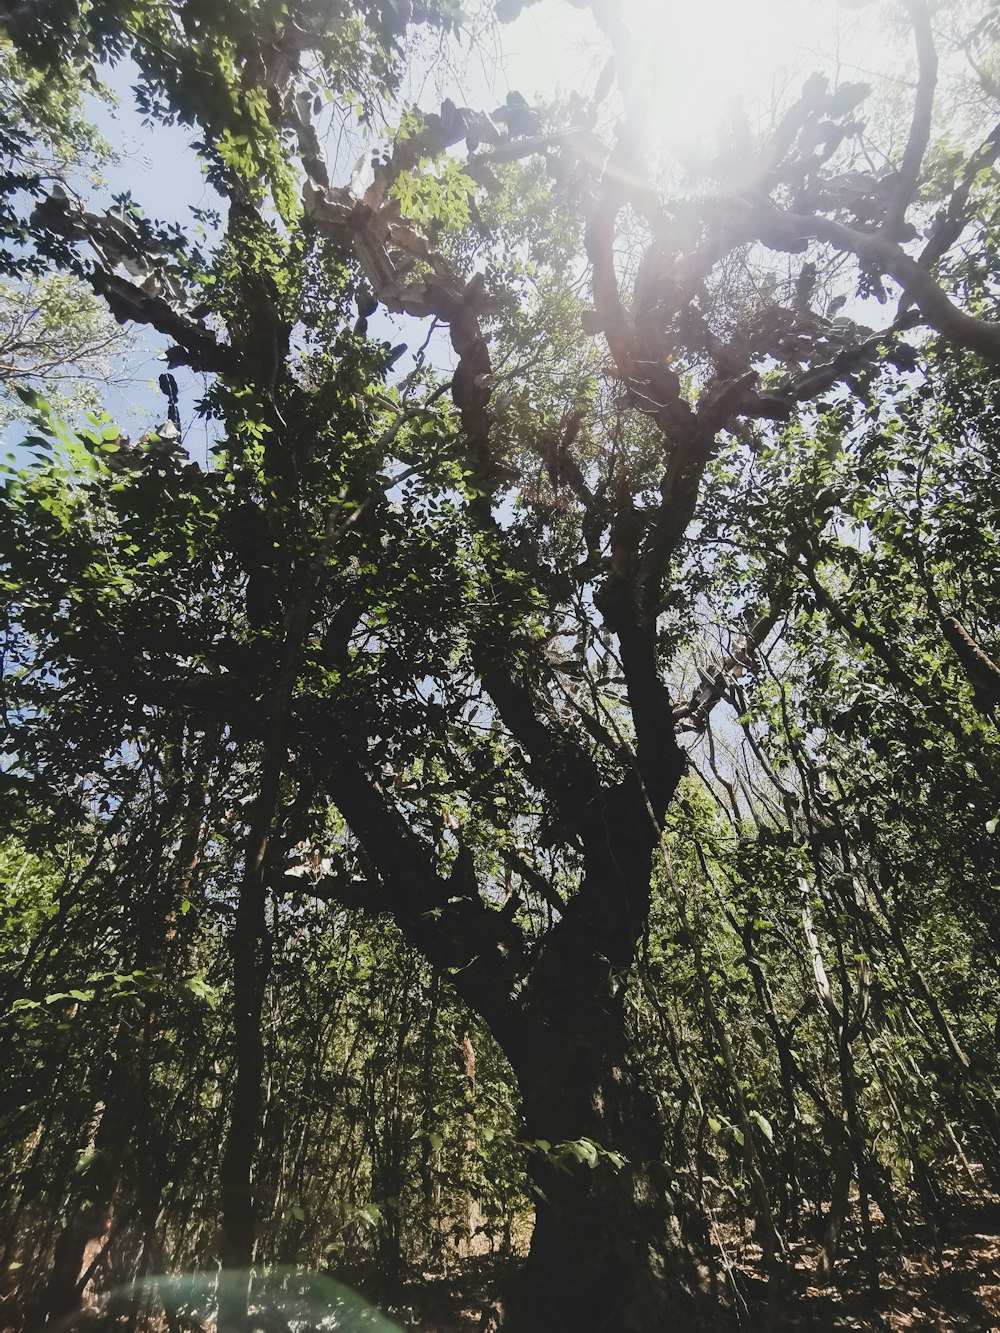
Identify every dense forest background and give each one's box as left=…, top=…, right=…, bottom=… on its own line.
left=2, top=0, right=1000, bottom=1329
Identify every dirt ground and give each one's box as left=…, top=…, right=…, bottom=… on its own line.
left=394, top=1199, right=1000, bottom=1332
left=767, top=1203, right=1000, bottom=1331
left=9, top=1200, right=998, bottom=1332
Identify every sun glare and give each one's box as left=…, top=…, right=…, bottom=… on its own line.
left=634, top=0, right=894, bottom=162
left=500, top=0, right=891, bottom=163
left=635, top=0, right=831, bottom=143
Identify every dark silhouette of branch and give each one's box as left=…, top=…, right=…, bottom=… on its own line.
left=884, top=0, right=938, bottom=238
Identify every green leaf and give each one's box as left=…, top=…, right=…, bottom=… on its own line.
left=184, top=975, right=220, bottom=1008
left=752, top=1111, right=774, bottom=1144
left=14, top=384, right=43, bottom=409
left=355, top=1203, right=382, bottom=1230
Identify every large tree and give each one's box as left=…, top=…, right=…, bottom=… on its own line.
left=3, top=0, right=1000, bottom=1329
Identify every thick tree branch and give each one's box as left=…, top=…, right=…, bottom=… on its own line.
left=938, top=613, right=1000, bottom=714
left=29, top=191, right=238, bottom=375
left=746, top=202, right=1000, bottom=362
left=884, top=0, right=938, bottom=238
left=321, top=747, right=529, bottom=1040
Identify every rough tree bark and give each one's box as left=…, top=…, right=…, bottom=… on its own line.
left=505, top=950, right=703, bottom=1332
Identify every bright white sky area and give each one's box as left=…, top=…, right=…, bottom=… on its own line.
left=449, top=0, right=918, bottom=157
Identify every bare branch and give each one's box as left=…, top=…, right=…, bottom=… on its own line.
left=674, top=610, right=779, bottom=735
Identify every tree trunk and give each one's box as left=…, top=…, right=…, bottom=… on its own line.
left=218, top=598, right=308, bottom=1331
left=217, top=826, right=271, bottom=1333
left=503, top=991, right=708, bottom=1333
left=218, top=746, right=284, bottom=1332
left=320, top=680, right=703, bottom=1329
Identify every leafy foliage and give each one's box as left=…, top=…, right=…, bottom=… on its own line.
left=2, top=1, right=1000, bottom=1331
